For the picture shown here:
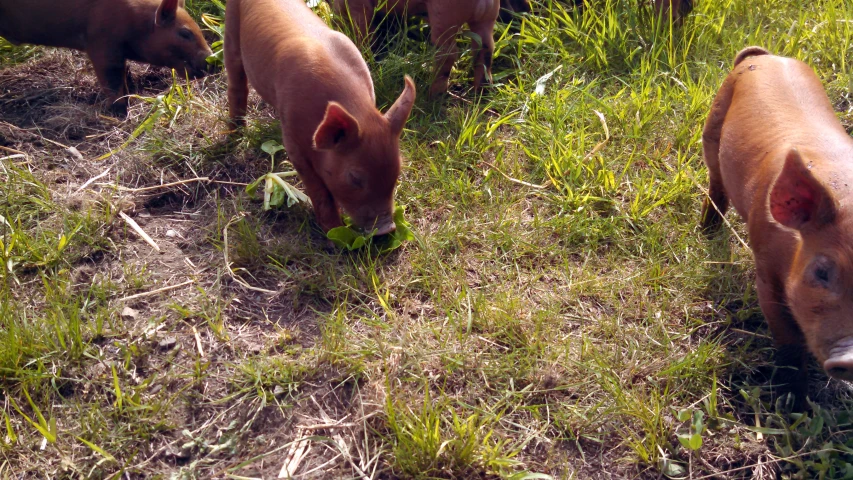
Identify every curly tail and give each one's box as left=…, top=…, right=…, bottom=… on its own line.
left=733, top=46, right=770, bottom=67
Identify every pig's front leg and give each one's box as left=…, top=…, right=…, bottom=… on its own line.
left=756, top=272, right=809, bottom=410
left=304, top=177, right=344, bottom=232
left=87, top=46, right=129, bottom=116
left=283, top=139, right=343, bottom=232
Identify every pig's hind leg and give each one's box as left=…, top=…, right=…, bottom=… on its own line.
left=427, top=21, right=461, bottom=96
left=700, top=77, right=733, bottom=233
left=225, top=1, right=249, bottom=131
left=468, top=19, right=496, bottom=91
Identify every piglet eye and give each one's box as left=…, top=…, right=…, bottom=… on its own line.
left=178, top=28, right=194, bottom=41
left=808, top=256, right=836, bottom=289
left=347, top=171, right=364, bottom=189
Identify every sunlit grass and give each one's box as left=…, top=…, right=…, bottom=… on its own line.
left=1, top=0, right=852, bottom=477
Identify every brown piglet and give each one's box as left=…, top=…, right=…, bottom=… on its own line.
left=0, top=0, right=214, bottom=114
left=226, top=0, right=416, bottom=235
left=702, top=46, right=853, bottom=407
left=332, top=0, right=499, bottom=96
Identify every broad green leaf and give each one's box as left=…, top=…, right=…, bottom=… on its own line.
left=508, top=473, right=554, bottom=480
left=660, top=458, right=686, bottom=479
left=261, top=140, right=285, bottom=158
left=245, top=176, right=264, bottom=196
left=689, top=433, right=703, bottom=451
left=326, top=205, right=415, bottom=253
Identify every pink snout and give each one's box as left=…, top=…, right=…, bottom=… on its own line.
left=372, top=219, right=396, bottom=236
left=824, top=338, right=853, bottom=382
left=353, top=214, right=396, bottom=236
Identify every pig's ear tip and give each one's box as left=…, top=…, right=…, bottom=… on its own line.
left=784, top=147, right=807, bottom=170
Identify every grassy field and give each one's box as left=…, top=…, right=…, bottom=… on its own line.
left=2, top=0, right=853, bottom=478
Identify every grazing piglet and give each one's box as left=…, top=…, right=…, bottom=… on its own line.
left=332, top=0, right=500, bottom=96
left=0, top=0, right=213, bottom=113
left=702, top=46, right=853, bottom=406
left=226, top=0, right=416, bottom=235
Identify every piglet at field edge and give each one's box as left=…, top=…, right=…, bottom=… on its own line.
left=0, top=0, right=214, bottom=114
left=332, top=0, right=499, bottom=97
left=226, top=0, right=416, bottom=236
left=702, top=46, right=853, bottom=408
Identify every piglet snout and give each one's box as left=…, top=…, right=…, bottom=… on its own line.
left=373, top=220, right=397, bottom=236
left=355, top=214, right=396, bottom=236
left=824, top=338, right=853, bottom=382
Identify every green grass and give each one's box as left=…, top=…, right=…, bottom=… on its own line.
left=2, top=0, right=853, bottom=478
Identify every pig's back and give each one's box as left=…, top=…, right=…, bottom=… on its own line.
left=0, top=0, right=94, bottom=50
left=719, top=54, right=853, bottom=219
left=236, top=0, right=376, bottom=115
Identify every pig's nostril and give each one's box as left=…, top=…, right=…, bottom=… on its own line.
left=375, top=222, right=396, bottom=236
left=824, top=356, right=853, bottom=380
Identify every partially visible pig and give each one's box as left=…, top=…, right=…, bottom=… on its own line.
left=702, top=46, right=853, bottom=407
left=0, top=0, right=214, bottom=114
left=498, top=0, right=531, bottom=22
left=652, top=0, right=693, bottom=24
left=226, top=0, right=416, bottom=235
left=332, top=0, right=500, bottom=97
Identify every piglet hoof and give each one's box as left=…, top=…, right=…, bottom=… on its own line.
left=700, top=199, right=723, bottom=236
left=429, top=79, right=450, bottom=99
left=107, top=99, right=129, bottom=118
left=228, top=118, right=247, bottom=133
left=475, top=73, right=493, bottom=91
left=770, top=346, right=810, bottom=412
left=770, top=369, right=809, bottom=412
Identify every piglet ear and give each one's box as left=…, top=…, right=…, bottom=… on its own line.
left=384, top=76, right=416, bottom=135
left=314, top=102, right=361, bottom=151
left=770, top=148, right=837, bottom=231
left=155, top=0, right=180, bottom=26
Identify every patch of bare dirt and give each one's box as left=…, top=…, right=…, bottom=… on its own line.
left=0, top=48, right=352, bottom=478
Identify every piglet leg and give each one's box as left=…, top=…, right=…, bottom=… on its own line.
left=88, top=46, right=129, bottom=116
left=756, top=274, right=809, bottom=410
left=468, top=20, right=496, bottom=90
left=428, top=20, right=461, bottom=97
left=283, top=139, right=343, bottom=232
left=225, top=5, right=249, bottom=131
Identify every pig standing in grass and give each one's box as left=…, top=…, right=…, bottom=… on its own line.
left=225, top=0, right=416, bottom=235
left=332, top=0, right=500, bottom=97
left=702, top=46, right=853, bottom=407
left=498, top=0, right=531, bottom=22
left=652, top=0, right=693, bottom=24
left=0, top=0, right=214, bottom=114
